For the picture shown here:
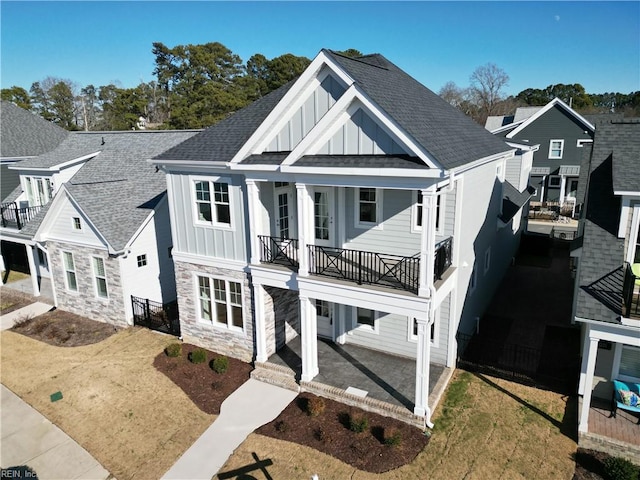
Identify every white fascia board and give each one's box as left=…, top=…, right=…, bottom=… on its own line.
left=229, top=51, right=354, bottom=165
left=11, top=151, right=101, bottom=172
left=172, top=250, right=249, bottom=272
left=1, top=156, right=34, bottom=164
left=229, top=163, right=280, bottom=172
left=574, top=316, right=640, bottom=340
left=0, top=231, right=35, bottom=245
left=153, top=162, right=232, bottom=175
left=280, top=166, right=440, bottom=178
left=281, top=173, right=444, bottom=190
left=506, top=141, right=540, bottom=152
left=490, top=121, right=525, bottom=135
left=148, top=159, right=229, bottom=168
left=506, top=98, right=595, bottom=139
left=449, top=149, right=516, bottom=175
left=614, top=190, right=640, bottom=197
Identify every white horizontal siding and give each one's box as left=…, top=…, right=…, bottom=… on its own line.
left=46, top=194, right=104, bottom=247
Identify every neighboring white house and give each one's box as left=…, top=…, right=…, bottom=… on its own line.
left=573, top=120, right=640, bottom=460
left=1, top=130, right=199, bottom=327
left=151, top=49, right=533, bottom=427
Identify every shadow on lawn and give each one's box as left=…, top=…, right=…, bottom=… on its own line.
left=473, top=372, right=578, bottom=442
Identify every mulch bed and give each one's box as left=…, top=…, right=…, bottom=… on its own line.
left=153, top=343, right=252, bottom=415
left=573, top=448, right=611, bottom=480
left=256, top=392, right=430, bottom=473
left=10, top=309, right=119, bottom=347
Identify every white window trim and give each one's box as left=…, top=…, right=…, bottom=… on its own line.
left=352, top=306, right=379, bottom=334
left=576, top=139, right=593, bottom=147
left=92, top=256, right=109, bottom=300
left=190, top=175, right=234, bottom=230
left=137, top=254, right=147, bottom=268
left=408, top=312, right=439, bottom=347
left=354, top=187, right=383, bottom=230
left=194, top=273, right=245, bottom=333
left=484, top=247, right=491, bottom=275
left=548, top=175, right=562, bottom=188
left=62, top=251, right=78, bottom=293
left=411, top=190, right=443, bottom=235
left=548, top=139, right=564, bottom=159
left=626, top=206, right=640, bottom=264
left=613, top=343, right=640, bottom=383
left=496, top=162, right=504, bottom=182
left=23, top=176, right=53, bottom=207
left=71, top=217, right=83, bottom=231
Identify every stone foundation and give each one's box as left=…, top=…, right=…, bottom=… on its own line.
left=579, top=432, right=640, bottom=465
left=175, top=260, right=254, bottom=362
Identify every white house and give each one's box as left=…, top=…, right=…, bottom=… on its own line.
left=151, top=50, right=532, bottom=427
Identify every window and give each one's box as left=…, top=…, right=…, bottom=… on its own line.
left=576, top=139, right=593, bottom=147
left=92, top=257, right=108, bottom=299
left=549, top=176, right=562, bottom=188
left=619, top=345, right=640, bottom=380
left=24, top=177, right=53, bottom=206
left=414, top=190, right=442, bottom=232
left=72, top=217, right=82, bottom=230
left=137, top=254, right=147, bottom=267
left=409, top=317, right=437, bottom=345
left=168, top=246, right=173, bottom=258
left=484, top=247, right=491, bottom=275
left=62, top=252, right=77, bottom=292
left=194, top=179, right=231, bottom=226
left=197, top=275, right=243, bottom=330
left=548, top=140, right=564, bottom=159
left=355, top=307, right=377, bottom=331
left=315, top=299, right=330, bottom=318
left=356, top=188, right=381, bottom=227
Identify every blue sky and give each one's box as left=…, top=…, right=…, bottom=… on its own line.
left=1, top=1, right=639, bottom=96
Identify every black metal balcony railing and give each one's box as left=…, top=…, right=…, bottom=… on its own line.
left=434, top=237, right=453, bottom=281
left=309, top=245, right=420, bottom=294
left=0, top=202, right=42, bottom=230
left=622, top=262, right=640, bottom=319
left=258, top=235, right=299, bottom=269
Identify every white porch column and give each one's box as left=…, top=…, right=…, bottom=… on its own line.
left=246, top=180, right=263, bottom=265
left=300, top=295, right=319, bottom=381
left=559, top=175, right=567, bottom=205
left=296, top=183, right=311, bottom=277
left=579, top=335, right=600, bottom=433
left=25, top=245, right=40, bottom=297
left=418, top=189, right=436, bottom=297
left=253, top=283, right=268, bottom=363
left=414, top=316, right=433, bottom=426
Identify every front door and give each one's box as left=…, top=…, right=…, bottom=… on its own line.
left=314, top=187, right=334, bottom=247
left=274, top=183, right=294, bottom=239
left=315, top=299, right=333, bottom=339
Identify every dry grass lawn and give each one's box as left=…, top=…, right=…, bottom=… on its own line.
left=218, top=370, right=578, bottom=480
left=1, top=327, right=216, bottom=480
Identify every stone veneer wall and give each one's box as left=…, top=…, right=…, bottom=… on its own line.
left=579, top=432, right=640, bottom=465
left=174, top=260, right=254, bottom=362
left=48, top=241, right=127, bottom=327
left=263, top=286, right=300, bottom=355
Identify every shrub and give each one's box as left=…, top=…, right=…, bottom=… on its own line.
left=349, top=413, right=369, bottom=433
left=604, top=456, right=639, bottom=480
left=314, top=426, right=330, bottom=443
left=275, top=420, right=288, bottom=433
left=211, top=356, right=229, bottom=374
left=384, top=427, right=402, bottom=447
left=165, top=343, right=182, bottom=358
left=305, top=396, right=326, bottom=417
left=188, top=348, right=207, bottom=364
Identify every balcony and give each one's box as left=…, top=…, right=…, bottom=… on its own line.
left=258, top=235, right=453, bottom=295
left=622, top=262, right=640, bottom=319
left=0, top=202, right=42, bottom=230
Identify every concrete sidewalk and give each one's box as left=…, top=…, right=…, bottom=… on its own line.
left=1, top=302, right=54, bottom=330
left=1, top=385, right=111, bottom=480
left=162, top=379, right=297, bottom=480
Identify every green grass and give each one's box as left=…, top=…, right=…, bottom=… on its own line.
left=433, top=370, right=471, bottom=432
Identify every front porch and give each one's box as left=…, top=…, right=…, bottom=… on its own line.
left=254, top=336, right=451, bottom=426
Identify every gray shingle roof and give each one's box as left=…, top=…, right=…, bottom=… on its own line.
left=22, top=130, right=199, bottom=250
left=325, top=50, right=512, bottom=170
left=0, top=101, right=68, bottom=158
left=293, top=155, right=429, bottom=169
left=575, top=120, right=640, bottom=323
left=154, top=51, right=511, bottom=170
left=240, top=153, right=289, bottom=165
left=153, top=83, right=294, bottom=163
left=611, top=121, right=640, bottom=192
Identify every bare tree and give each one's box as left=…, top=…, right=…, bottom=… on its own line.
left=469, top=63, right=509, bottom=122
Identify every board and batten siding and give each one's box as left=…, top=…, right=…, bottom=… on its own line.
left=168, top=172, right=247, bottom=262
left=265, top=72, right=346, bottom=152
left=317, top=108, right=407, bottom=155
left=46, top=194, right=105, bottom=248
left=343, top=294, right=450, bottom=366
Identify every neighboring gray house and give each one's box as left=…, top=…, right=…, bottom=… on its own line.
left=151, top=49, right=533, bottom=427
left=573, top=120, right=640, bottom=460
left=0, top=130, right=198, bottom=328
left=488, top=98, right=595, bottom=208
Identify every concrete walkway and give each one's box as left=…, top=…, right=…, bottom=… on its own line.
left=162, top=379, right=297, bottom=480
left=1, top=301, right=53, bottom=330
left=1, top=385, right=111, bottom=480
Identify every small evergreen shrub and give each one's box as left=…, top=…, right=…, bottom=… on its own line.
left=604, top=456, right=639, bottom=480
left=349, top=413, right=369, bottom=433
left=165, top=343, right=182, bottom=358
left=211, top=356, right=229, bottom=374
left=305, top=396, right=326, bottom=417
left=384, top=427, right=402, bottom=447
left=188, top=348, right=207, bottom=364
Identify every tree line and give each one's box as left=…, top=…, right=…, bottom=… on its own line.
left=2, top=42, right=638, bottom=131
